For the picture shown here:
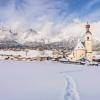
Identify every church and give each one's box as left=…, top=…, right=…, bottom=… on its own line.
left=68, top=23, right=93, bottom=61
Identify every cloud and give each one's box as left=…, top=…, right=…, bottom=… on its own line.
left=0, top=0, right=69, bottom=28
left=0, top=0, right=100, bottom=43
left=83, top=0, right=99, bottom=10
left=50, top=20, right=100, bottom=42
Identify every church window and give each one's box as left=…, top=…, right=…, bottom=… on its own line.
left=87, top=37, right=89, bottom=40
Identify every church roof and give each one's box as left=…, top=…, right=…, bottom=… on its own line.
left=86, top=31, right=92, bottom=34
left=74, top=41, right=85, bottom=50
left=81, top=42, right=85, bottom=46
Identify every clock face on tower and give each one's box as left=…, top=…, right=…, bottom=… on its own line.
left=85, top=33, right=92, bottom=41
left=87, top=37, right=89, bottom=40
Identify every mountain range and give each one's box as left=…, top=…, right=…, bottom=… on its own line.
left=0, top=26, right=100, bottom=51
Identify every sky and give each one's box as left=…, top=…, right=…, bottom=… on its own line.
left=0, top=0, right=100, bottom=42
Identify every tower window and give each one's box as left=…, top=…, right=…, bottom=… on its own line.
left=87, top=37, right=89, bottom=40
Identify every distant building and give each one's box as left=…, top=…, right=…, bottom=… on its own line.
left=52, top=49, right=63, bottom=59
left=68, top=23, right=92, bottom=61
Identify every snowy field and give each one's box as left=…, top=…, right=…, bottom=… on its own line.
left=0, top=61, right=100, bottom=100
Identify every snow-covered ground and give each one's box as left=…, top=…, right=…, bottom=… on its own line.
left=0, top=61, right=99, bottom=100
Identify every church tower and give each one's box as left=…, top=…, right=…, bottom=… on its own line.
left=84, top=22, right=92, bottom=61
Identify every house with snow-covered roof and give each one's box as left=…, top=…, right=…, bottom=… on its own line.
left=68, top=23, right=93, bottom=61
